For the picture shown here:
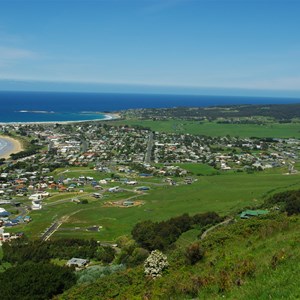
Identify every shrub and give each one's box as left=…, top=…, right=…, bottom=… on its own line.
left=270, top=249, right=287, bottom=269
left=185, top=242, right=205, bottom=265
left=266, top=189, right=300, bottom=215
left=128, top=247, right=149, bottom=267
left=286, top=198, right=300, bottom=215
left=144, top=250, right=169, bottom=278
left=96, top=246, right=116, bottom=264
left=77, top=264, right=125, bottom=284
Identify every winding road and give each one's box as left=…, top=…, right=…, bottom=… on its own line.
left=200, top=218, right=233, bottom=240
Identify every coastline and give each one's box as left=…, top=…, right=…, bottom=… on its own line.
left=0, top=136, right=24, bottom=159
left=0, top=113, right=121, bottom=126
left=0, top=113, right=120, bottom=159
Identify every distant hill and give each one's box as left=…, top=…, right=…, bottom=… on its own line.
left=123, top=103, right=300, bottom=121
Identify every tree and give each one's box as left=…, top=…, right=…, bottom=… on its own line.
left=96, top=246, right=116, bottom=264
left=286, top=198, right=300, bottom=215
left=193, top=212, right=222, bottom=227
left=169, top=213, right=191, bottom=233
left=0, top=262, right=76, bottom=300
left=131, top=220, right=157, bottom=250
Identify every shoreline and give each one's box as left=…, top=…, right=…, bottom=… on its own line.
left=0, top=136, right=24, bottom=159
left=0, top=113, right=121, bottom=126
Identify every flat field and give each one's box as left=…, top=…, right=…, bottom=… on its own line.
left=8, top=168, right=300, bottom=242
left=50, top=167, right=113, bottom=181
left=109, top=119, right=300, bottom=138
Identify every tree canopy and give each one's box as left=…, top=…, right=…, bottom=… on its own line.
left=0, top=262, right=76, bottom=300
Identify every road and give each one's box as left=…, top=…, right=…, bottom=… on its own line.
left=144, top=131, right=154, bottom=164
left=41, top=210, right=87, bottom=241
left=200, top=218, right=233, bottom=240
left=17, top=205, right=28, bottom=217
left=81, top=139, right=88, bottom=153
left=41, top=221, right=63, bottom=241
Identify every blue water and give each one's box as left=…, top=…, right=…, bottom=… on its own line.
left=0, top=91, right=300, bottom=123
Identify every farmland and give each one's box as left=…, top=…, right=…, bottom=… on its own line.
left=109, top=119, right=300, bottom=138
left=7, top=166, right=300, bottom=242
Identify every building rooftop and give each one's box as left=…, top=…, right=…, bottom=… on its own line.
left=240, top=209, right=269, bottom=219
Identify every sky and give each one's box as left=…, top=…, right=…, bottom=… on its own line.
left=0, top=0, right=300, bottom=96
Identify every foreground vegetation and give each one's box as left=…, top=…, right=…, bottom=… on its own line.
left=0, top=262, right=76, bottom=300
left=59, top=212, right=300, bottom=299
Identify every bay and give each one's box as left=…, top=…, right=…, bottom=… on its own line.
left=0, top=91, right=299, bottom=123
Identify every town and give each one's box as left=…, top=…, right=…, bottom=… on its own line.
left=0, top=118, right=299, bottom=243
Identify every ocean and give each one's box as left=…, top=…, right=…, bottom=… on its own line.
left=0, top=91, right=300, bottom=123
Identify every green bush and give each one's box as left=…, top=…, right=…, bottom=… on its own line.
left=266, top=189, right=300, bottom=215
left=0, top=262, right=76, bottom=300
left=2, top=238, right=115, bottom=264
left=132, top=213, right=221, bottom=251
left=77, top=264, right=125, bottom=284
left=185, top=242, right=205, bottom=265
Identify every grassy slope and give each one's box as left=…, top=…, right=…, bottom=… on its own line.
left=109, top=119, right=300, bottom=138
left=59, top=214, right=300, bottom=299
left=197, top=214, right=300, bottom=299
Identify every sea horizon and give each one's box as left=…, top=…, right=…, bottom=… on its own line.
left=0, top=90, right=300, bottom=123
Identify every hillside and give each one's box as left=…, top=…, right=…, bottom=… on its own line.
left=59, top=212, right=300, bottom=299
left=120, top=103, right=300, bottom=121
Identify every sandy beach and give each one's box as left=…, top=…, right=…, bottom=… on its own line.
left=0, top=136, right=24, bottom=159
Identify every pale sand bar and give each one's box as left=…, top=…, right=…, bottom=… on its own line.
left=0, top=113, right=121, bottom=126
left=0, top=136, right=24, bottom=159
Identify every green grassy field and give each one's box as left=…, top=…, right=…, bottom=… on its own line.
left=8, top=169, right=300, bottom=242
left=109, top=119, right=300, bottom=138
left=50, top=167, right=113, bottom=181
left=174, top=163, right=218, bottom=175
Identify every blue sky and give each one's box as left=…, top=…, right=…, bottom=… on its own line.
left=0, top=0, right=300, bottom=96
